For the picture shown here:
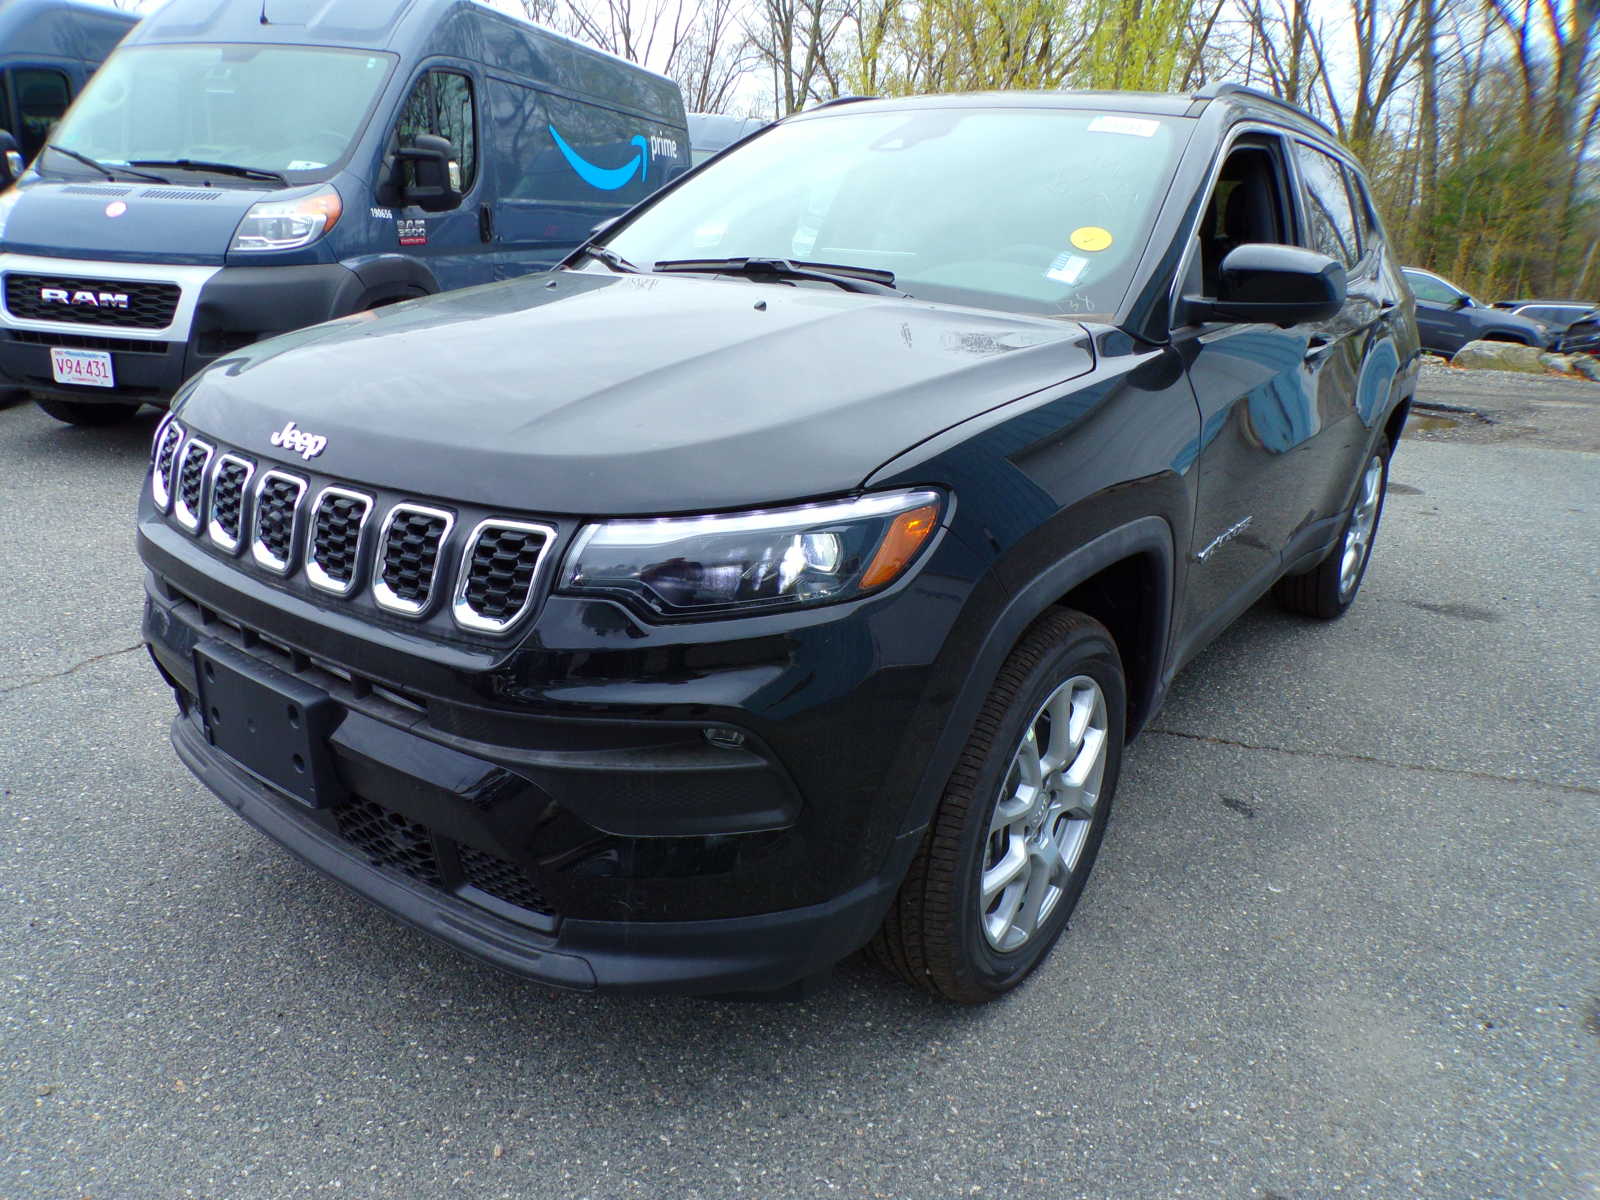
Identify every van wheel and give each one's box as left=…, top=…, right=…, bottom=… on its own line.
left=867, top=609, right=1124, bottom=1003
left=1274, top=436, right=1390, bottom=619
left=35, top=398, right=141, bottom=426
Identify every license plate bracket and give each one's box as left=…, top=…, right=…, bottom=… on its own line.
left=49, top=346, right=115, bottom=388
left=194, top=642, right=348, bottom=808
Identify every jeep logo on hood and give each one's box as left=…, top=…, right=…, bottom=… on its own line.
left=269, top=420, right=327, bottom=461
left=41, top=287, right=129, bottom=309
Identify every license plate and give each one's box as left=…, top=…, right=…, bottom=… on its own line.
left=194, top=642, right=348, bottom=808
left=50, top=346, right=115, bottom=388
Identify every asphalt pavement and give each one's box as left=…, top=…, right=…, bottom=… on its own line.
left=1, top=375, right=1596, bottom=1199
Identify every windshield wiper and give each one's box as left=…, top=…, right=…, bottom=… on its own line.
left=651, top=257, right=901, bottom=296
left=42, top=144, right=170, bottom=184
left=130, top=159, right=288, bottom=186
left=577, top=244, right=642, bottom=274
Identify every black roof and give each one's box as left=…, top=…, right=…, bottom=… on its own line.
left=793, top=83, right=1338, bottom=144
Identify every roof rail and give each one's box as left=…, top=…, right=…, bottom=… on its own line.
left=1190, top=82, right=1336, bottom=137
left=808, top=95, right=879, bottom=111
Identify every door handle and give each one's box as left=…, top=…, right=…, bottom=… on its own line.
left=1305, top=333, right=1338, bottom=359
left=478, top=203, right=494, bottom=244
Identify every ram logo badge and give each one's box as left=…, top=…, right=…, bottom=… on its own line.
left=41, top=287, right=130, bottom=309
left=269, top=420, right=328, bottom=461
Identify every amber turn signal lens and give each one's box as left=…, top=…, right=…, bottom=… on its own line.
left=860, top=503, right=940, bottom=590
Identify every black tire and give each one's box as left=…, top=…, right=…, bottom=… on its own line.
left=35, top=397, right=141, bottom=427
left=1274, top=435, right=1391, bottom=619
left=867, top=608, right=1125, bottom=1003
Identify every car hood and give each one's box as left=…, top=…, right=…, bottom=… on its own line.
left=176, top=271, right=1096, bottom=515
left=2, top=177, right=272, bottom=264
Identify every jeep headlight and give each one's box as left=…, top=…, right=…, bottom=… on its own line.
left=229, top=184, right=343, bottom=252
left=560, top=489, right=944, bottom=617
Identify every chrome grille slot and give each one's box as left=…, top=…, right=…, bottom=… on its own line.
left=250, top=471, right=307, bottom=575
left=151, top=419, right=183, bottom=511
left=373, top=504, right=453, bottom=616
left=206, top=454, right=255, bottom=553
left=305, top=486, right=373, bottom=596
left=452, top=519, right=555, bottom=633
left=171, top=439, right=213, bottom=532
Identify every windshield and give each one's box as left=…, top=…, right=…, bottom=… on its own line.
left=603, top=107, right=1185, bottom=317
left=42, top=44, right=395, bottom=184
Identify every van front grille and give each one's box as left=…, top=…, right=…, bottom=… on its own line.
left=4, top=273, right=180, bottom=329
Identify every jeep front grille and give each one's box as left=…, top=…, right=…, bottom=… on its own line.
left=306, top=487, right=372, bottom=596
left=4, top=272, right=180, bottom=329
left=172, top=439, right=213, bottom=532
left=453, top=520, right=556, bottom=633
left=251, top=471, right=306, bottom=574
left=206, top=454, right=254, bottom=553
left=374, top=505, right=454, bottom=616
left=151, top=435, right=557, bottom=635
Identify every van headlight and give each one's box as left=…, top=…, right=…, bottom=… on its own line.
left=229, top=184, right=342, bottom=252
left=559, top=489, right=945, bottom=617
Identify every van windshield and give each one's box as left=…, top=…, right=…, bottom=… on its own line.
left=602, top=107, right=1186, bottom=317
left=43, top=44, right=395, bottom=185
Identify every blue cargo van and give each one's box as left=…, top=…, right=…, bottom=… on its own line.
left=0, top=0, right=135, bottom=169
left=0, top=0, right=688, bottom=425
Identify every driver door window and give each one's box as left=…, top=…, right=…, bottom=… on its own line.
left=393, top=69, right=476, bottom=192
left=1406, top=272, right=1459, bottom=305
left=10, top=68, right=70, bottom=161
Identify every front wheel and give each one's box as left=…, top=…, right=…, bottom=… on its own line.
left=35, top=397, right=141, bottom=427
left=1274, top=436, right=1390, bottom=619
left=868, top=609, right=1125, bottom=1003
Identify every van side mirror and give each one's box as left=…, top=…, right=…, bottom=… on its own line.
left=396, top=134, right=461, bottom=213
left=0, top=131, right=23, bottom=189
left=1183, top=244, right=1346, bottom=328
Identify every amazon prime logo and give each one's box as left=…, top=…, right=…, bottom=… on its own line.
left=41, top=286, right=129, bottom=309
left=270, top=420, right=327, bottom=461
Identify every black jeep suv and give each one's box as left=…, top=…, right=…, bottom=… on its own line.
left=138, top=84, right=1420, bottom=1003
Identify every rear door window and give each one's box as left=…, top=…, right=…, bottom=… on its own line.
left=1294, top=142, right=1360, bottom=266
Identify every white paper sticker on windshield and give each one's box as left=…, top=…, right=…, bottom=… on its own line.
left=287, top=161, right=326, bottom=170
left=1046, top=253, right=1089, bottom=285
left=1087, top=115, right=1159, bottom=138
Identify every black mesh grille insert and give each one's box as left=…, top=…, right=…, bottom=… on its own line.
left=379, top=509, right=449, bottom=605
left=4, top=273, right=180, bottom=329
left=176, top=444, right=208, bottom=518
left=210, top=459, right=250, bottom=544
left=458, top=845, right=553, bottom=913
left=333, top=798, right=443, bottom=888
left=462, top=526, right=549, bottom=625
left=254, top=475, right=302, bottom=565
left=153, top=424, right=182, bottom=503
left=310, top=493, right=368, bottom=588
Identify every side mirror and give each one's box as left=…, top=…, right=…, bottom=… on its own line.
left=1453, top=293, right=1472, bottom=309
left=1183, top=244, right=1346, bottom=328
left=396, top=134, right=461, bottom=213
left=0, top=130, right=22, bottom=189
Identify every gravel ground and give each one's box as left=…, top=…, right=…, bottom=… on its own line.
left=0, top=387, right=1596, bottom=1199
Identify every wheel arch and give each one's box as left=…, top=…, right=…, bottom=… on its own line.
left=341, top=254, right=439, bottom=311
left=896, top=515, right=1174, bottom=839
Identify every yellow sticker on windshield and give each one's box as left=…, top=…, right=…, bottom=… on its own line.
left=1070, top=226, right=1114, bottom=252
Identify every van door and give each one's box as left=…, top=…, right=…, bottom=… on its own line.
left=380, top=66, right=492, bottom=292
left=484, top=78, right=665, bottom=279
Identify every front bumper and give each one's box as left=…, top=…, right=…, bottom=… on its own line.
left=0, top=256, right=363, bottom=404
left=169, top=710, right=905, bottom=994
left=138, top=471, right=966, bottom=991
